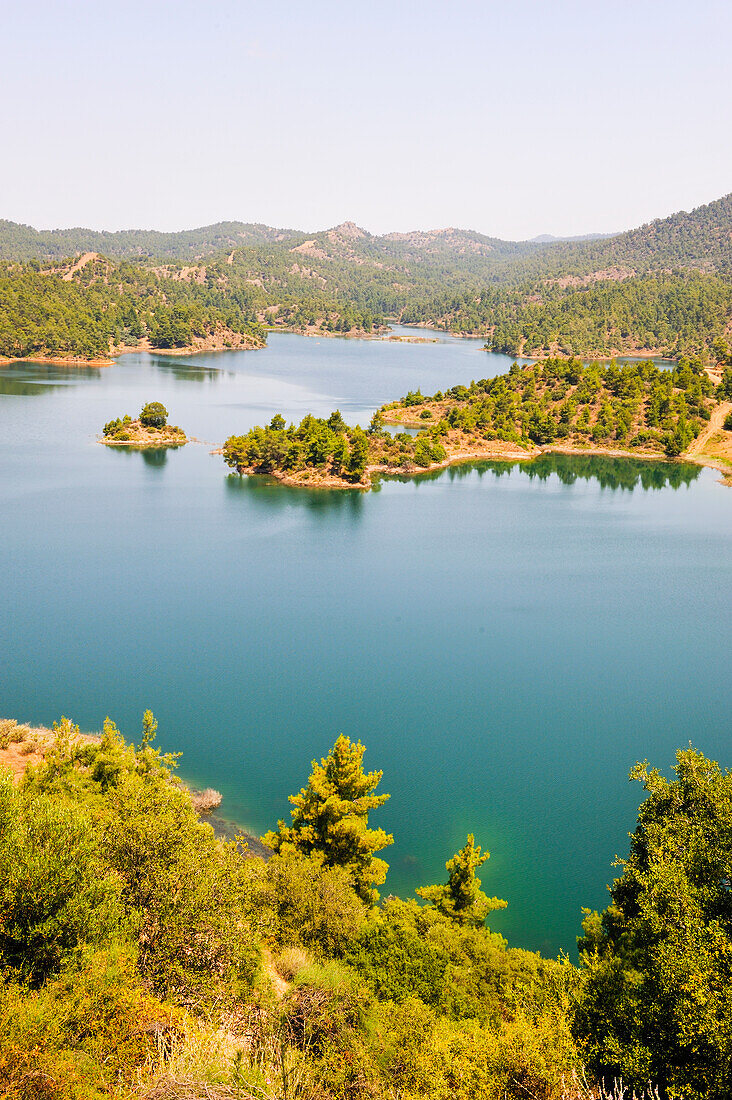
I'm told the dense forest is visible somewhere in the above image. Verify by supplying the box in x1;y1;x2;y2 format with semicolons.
1;192;731;361
1;713;731;1100
223;356;726;489
384;355;719;455
0;258;266;359
403;272;732;358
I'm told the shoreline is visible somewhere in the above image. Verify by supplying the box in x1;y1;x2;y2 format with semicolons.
0;717;266;851
0;326;690;370
396;321;681;360
0;332;265;370
226;437;709;493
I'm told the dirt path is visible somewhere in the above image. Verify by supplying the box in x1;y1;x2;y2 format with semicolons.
685;401;731;457
260;949;290;998
61;251;99;280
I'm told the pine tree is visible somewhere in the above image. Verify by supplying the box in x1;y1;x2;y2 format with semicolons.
263;735;393;904
347;427;369;481
416;834;506;927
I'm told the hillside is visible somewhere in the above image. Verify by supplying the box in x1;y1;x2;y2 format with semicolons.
2;193;732;361
3;192;730;275
2;714;730;1099
0;219;292;262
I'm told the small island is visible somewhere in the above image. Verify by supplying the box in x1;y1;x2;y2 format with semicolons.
101;402;187;448
222;356;732;489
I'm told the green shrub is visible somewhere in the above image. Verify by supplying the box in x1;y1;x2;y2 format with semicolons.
140;401;168;428
245;852;364;957
101;769;260;999
0;773;124;984
575;748;732;1100
24;714;260;1001
0;945;175;1098
275;945;312;982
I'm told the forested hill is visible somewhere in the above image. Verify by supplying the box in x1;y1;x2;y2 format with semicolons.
2;193;732;361
0;220;292;262
508;190;732;281
2;192;731;275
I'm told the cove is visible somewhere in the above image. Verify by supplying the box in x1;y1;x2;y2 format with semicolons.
1;328;730;958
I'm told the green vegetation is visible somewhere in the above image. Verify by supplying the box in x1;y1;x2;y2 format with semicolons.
384;355;717;459
263;734;393;903
102;403;186;448
575;748;732;1100
416;833;507;927
224;355;724;491
405;271;732;359
2;192;732;361
223;411;447;486
139;401;168;428
0;257;265;361
4;716;727;1098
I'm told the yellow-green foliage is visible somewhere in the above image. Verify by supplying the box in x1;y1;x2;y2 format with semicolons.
245;851;365;956
264;734;393;904
20;714;261;1002
0;772;123;984
575;748;732;1100
0;945;175;1099
13;720;724;1100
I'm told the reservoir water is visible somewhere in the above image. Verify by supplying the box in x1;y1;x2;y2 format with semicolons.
1;328;730;957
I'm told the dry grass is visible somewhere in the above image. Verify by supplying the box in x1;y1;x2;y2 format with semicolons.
559;1074;660;1100
0;719;30;746
273;948;310;983
140;1007;288;1100
191;788;223;815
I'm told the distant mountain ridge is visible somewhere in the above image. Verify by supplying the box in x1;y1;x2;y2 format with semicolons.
530;232;615;243
0;220;292;262
2;192;731;281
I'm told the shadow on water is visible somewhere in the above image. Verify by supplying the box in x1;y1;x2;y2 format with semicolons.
106;446;181;468
522;452;701;491
0;362;102;395
381;452;702;493
150;357;228;383
225;473;366;516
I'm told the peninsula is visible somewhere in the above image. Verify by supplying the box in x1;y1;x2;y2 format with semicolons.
223;355;732;489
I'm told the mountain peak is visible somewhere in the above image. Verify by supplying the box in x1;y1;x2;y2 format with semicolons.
329;220;367;240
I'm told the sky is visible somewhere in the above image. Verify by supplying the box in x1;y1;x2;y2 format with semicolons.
2;0;731;240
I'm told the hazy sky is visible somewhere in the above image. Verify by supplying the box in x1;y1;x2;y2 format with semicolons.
3;0;730;239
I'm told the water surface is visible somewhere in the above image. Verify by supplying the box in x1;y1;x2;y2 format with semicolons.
1;329;730;957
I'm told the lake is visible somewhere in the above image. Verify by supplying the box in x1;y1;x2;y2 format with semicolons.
1;327;730;957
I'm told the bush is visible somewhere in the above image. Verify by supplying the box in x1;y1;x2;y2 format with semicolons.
0;945;175;1098
140;402;168;429
101;770;260;999
724;411;732;431
0;774;123;984
245;852;364;957
0;719;29;744
24;714;260;1001
275;946;312;982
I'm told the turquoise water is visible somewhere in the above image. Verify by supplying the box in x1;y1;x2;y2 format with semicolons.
1;329;730;957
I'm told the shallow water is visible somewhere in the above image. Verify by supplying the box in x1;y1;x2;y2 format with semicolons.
1;328;730;956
